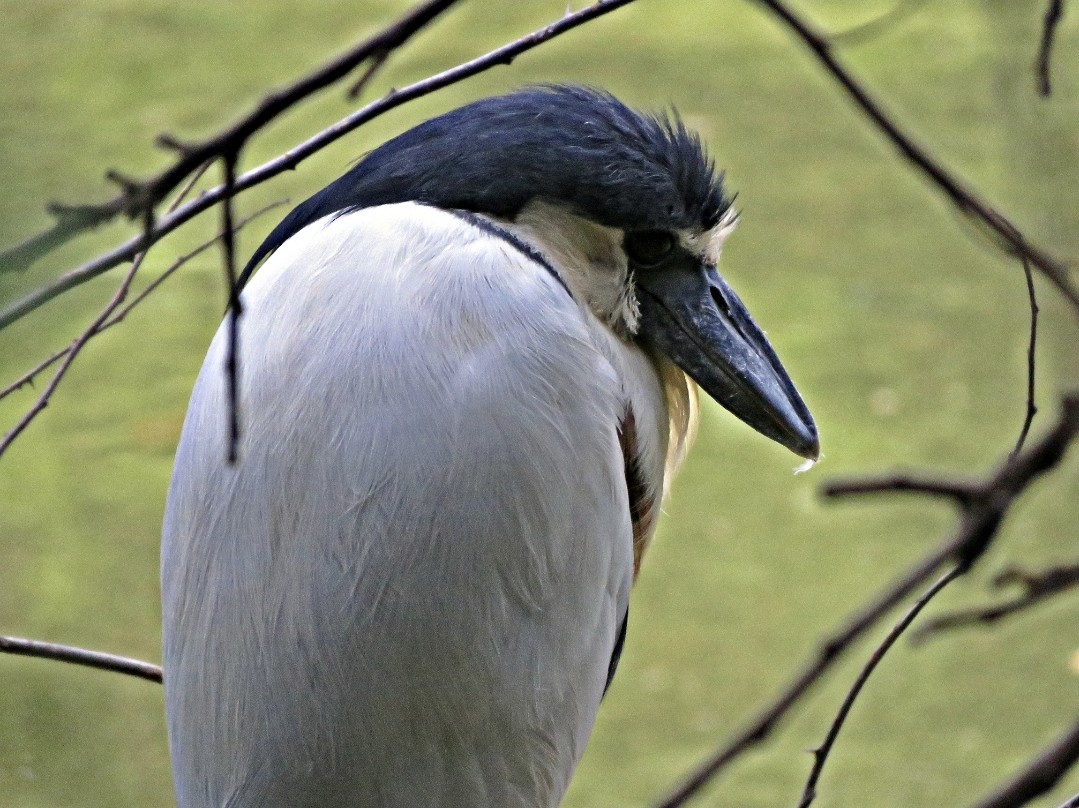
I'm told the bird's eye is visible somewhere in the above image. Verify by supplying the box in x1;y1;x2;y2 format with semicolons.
624;230;675;268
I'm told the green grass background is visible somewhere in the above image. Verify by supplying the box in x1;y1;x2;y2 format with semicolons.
1;1;1077;806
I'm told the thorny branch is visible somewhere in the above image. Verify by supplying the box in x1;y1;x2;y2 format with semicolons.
654;395;1079;808
0;0;464;274
0;241;149;459
0;202;283;405
752;0;1079;316
0;0;642;333
796;567;963;808
912;562;1079;642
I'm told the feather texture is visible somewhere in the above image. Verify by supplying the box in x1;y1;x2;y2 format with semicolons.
162;203;683;807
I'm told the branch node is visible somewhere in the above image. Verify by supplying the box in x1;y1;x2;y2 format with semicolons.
104;169;141;194
156;132;195;154
346;49;389;100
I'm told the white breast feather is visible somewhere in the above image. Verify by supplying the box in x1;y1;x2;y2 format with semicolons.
162;202;677;808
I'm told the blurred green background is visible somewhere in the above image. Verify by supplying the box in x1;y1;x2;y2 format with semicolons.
1;1;1077;806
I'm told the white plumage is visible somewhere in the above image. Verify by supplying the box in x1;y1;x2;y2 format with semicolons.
163;202;692;807
162;86;817;808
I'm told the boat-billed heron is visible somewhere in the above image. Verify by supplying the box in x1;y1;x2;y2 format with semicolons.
162;85;818;808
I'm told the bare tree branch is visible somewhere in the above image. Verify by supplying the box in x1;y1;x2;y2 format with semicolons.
0;194;281;460
0;201;283;405
821;475;978;504
967;716;1079;808
655;394;1079;808
347;49;392;101
0;634;161;683
1;4;1075;804
1015;258;1040;455
827;0;931;47
0;0;642;334
1037;0;1065;97
751;0;1079;316
0;243;147;458
0;160;219;404
797;567;963;808
0;0;464;274
220;153;242;465
912;562;1079;642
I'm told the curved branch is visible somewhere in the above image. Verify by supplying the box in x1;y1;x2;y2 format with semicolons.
751;0;1079;316
0;0;642;332
968;716;1079;808
656;394;1079;808
0;0;464;273
797;567;962;808
0;201;283;406
1037;0;1065;97
828;0;931;47
822;475;978;504
1015;258;1040;455
0;635;162;683
912;562;1079;642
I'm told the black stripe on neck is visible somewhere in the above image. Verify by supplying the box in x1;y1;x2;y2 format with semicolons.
448;209;572;298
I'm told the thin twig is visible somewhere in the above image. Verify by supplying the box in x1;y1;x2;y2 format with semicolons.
0;635;161;683
0;202;283;405
1037;0;1065;97
0;159;263;459
347;48;391;100
911;562;1079;642
828;0;931;47
220;153;242;465
967;715;1079;808
822;475;977;504
0;244;146;459
1015;258;1040;455
797;567;963;808
751;0;1079;316
0;159;213;403
0;0;464;274
171;158;214;212
655;395;1079;808
0;0;642;333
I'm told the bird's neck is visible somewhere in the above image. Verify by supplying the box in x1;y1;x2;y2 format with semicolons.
496;200;640;337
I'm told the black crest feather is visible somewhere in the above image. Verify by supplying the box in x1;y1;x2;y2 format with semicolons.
240;85;732;286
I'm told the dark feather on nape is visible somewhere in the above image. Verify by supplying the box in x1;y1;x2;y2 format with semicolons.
238;85;733;287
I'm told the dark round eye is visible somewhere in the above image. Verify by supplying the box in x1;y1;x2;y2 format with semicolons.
624;230;675;268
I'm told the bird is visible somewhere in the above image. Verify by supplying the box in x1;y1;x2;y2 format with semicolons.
161;85;818;808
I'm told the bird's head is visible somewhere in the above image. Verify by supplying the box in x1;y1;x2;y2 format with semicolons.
242;85;819;460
